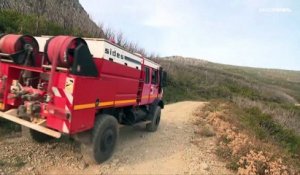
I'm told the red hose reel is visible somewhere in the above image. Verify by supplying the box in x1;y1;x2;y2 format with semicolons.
45;36;87;68
0;34;39;65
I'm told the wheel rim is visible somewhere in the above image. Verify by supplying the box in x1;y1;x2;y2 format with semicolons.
100;127;115;153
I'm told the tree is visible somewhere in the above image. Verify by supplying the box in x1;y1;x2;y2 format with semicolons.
104;27;115;41
97;22;105;38
33;0;47;35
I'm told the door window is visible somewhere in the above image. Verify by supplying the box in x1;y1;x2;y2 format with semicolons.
144;67;150;84
151;69;158;84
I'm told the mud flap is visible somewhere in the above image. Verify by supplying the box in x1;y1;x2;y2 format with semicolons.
0;109;61;138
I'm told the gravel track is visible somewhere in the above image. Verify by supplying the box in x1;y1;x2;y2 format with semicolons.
0;101;232;175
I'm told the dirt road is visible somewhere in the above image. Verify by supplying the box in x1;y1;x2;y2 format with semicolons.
0;101;232;175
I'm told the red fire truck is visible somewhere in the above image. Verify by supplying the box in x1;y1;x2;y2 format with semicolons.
0;34;166;163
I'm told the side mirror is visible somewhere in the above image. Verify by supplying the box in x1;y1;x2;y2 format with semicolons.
159;68;167;87
162;71;167;87
159;68;167;92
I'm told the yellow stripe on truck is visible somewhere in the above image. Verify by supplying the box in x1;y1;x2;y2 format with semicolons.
142;95;157;99
99;101;114;107
73;99;136;110
0;103;4;110
73;103;95;110
114;99;136;105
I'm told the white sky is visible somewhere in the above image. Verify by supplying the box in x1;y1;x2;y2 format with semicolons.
80;0;300;70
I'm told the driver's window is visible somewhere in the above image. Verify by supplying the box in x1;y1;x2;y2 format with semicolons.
151;69;158;85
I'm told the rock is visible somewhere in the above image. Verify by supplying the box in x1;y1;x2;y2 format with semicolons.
192;157;198;161
0;169;5;175
77;155;83;160
118;167;125;172
27;167;34;171
200;163;209;171
177;126;182;129
112;158;119;164
78;162;87;170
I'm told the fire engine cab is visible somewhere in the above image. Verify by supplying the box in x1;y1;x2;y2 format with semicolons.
0;34;166;163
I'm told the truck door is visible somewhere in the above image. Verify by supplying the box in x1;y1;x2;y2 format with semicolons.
149;68;159;103
140;66;151;105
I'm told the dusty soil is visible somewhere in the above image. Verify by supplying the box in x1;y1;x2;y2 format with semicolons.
0;101;232;175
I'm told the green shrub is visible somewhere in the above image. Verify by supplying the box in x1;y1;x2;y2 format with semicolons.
0;9;82;36
242;107;300;155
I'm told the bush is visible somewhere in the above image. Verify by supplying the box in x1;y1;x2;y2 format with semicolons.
196;101;300;173
196;124;215;137
241;107;300;155
0;10;82;36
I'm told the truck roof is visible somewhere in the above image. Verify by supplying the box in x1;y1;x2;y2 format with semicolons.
35;36;160;70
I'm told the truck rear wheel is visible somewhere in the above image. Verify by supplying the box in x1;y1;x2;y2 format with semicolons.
146;106;161;132
92;114;119;163
29;129;54;143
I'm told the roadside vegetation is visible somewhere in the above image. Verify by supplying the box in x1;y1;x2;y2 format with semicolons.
193;100;300;174
0;10;82;37
155;56;300;104
158;56;300;173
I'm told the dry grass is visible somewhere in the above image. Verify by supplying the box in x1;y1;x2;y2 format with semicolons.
155;57;300;104
233;97;300;135
195;124;216;137
193;100;300;174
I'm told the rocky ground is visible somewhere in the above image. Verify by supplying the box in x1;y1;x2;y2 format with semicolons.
0;101;232;175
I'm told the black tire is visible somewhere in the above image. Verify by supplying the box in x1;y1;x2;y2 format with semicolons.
146;106;161;132
92;114;119;163
29;129;54;143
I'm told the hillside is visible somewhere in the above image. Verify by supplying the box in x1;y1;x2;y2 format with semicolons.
156;56;300;142
157;56;300;128
0;0;101;37
155;57;300;172
156;56;300;104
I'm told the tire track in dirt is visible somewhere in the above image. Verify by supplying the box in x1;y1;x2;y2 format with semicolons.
0;101;232;175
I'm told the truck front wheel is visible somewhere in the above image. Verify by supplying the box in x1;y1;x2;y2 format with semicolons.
92;114;119;163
